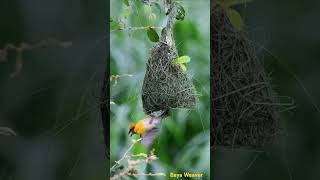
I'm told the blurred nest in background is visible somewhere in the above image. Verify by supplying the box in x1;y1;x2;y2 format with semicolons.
142;42;197;114
211;6;282;150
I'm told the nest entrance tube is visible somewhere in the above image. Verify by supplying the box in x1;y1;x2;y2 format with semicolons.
142;6;197;115
211;6;281;150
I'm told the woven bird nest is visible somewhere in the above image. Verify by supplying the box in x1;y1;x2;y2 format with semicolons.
142;7;197;114
211;6;281;150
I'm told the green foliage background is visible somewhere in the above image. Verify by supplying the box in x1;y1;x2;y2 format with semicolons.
110;0;210;178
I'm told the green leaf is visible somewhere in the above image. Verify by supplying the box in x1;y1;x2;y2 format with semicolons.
225;0;254;7
110;21;118;30
111;20;123;30
147;27;159;42
226;8;244;31
123;7;130;19
215;0;224;6
180;64;187;72
173;56;191;64
123;8;130;19
173;56;191;72
176;4;185;20
217;0;254;7
123;0;129;6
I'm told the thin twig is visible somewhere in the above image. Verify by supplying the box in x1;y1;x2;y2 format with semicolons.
110;138;142;172
135;173;166;176
0;39;72;77
111;26;162;32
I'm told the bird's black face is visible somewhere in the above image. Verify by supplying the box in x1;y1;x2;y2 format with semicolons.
128;126;135;136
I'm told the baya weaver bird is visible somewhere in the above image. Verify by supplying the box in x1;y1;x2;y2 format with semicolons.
128;110;169;146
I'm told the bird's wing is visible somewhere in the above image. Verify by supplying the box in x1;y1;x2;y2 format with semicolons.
141;128;159;146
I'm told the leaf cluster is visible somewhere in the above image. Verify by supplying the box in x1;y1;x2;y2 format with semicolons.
215;0;254;31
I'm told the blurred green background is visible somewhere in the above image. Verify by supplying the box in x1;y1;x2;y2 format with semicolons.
110;0;210;179
213;0;320;180
0;0;107;180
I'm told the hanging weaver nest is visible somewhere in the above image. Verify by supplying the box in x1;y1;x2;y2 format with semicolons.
211;6;282;150
142;6;197;114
